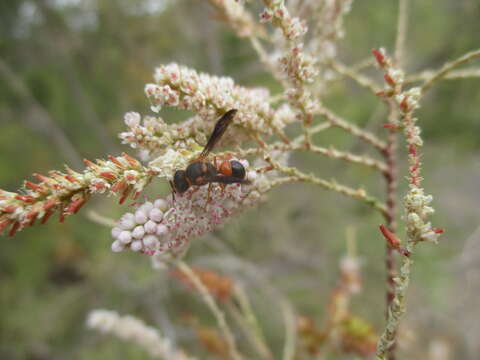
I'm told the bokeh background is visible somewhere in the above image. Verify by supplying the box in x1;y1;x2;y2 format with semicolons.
1;0;480;359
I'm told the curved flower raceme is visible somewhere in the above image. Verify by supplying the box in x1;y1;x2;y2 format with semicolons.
0;154;155;236
120;112;208;161
87;309;192;360
145;63;282;138
110;160;273;264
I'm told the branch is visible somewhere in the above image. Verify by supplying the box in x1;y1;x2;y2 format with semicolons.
266;158;387;215
174;260;243;360
420;49;480;94
316;106;387;152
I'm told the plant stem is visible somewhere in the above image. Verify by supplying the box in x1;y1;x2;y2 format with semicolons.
174;260;243;360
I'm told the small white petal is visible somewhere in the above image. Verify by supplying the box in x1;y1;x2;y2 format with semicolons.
118;231;132;244
149;208;164;222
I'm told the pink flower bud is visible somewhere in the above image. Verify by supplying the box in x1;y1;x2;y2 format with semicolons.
111;240;125;253
118;231;132;244
132;225;145;239
144;220;157;234
156;224;168;236
143;235;159;249
135;210;148;224
149;208;163;222
130;240;143;252
111;227;122;238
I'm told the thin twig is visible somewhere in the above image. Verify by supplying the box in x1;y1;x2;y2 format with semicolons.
382;2;409;359
329;61;382;95
266;158;387;215
174;260;243;360
405;67;480;84
420;49;480;94
316;106;387;152
227;285;273;359
281;299;296;360
271;143;388;173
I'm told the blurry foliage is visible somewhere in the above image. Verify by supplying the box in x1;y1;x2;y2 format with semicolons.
0;0;479;359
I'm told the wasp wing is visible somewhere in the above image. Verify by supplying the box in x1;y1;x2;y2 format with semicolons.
199;109;238;159
206;175;249;185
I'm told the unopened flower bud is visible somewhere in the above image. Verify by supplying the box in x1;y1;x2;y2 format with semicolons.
111;227;122;238
155;224;168;236
149;208;163;222
130;240;143;252
144;220;157;234
135;211;148;224
118;231;132;244
132;225;145;239
111;240;125;253
143;235;159;249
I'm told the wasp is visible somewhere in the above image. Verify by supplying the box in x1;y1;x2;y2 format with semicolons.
171;109;247;195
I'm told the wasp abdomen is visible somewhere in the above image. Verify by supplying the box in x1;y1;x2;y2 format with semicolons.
230;160;246;179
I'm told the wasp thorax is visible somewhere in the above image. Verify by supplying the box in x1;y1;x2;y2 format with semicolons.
185;161;217;186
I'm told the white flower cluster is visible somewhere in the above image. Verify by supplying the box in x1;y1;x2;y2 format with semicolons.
404;185;440;243
145;63;276;136
111;160;268;263
395;87;422;113
279;45;319;85
120;112;212;177
86;309;192;360
259;3;307;41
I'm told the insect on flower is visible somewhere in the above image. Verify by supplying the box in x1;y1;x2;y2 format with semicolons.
171;109;248;194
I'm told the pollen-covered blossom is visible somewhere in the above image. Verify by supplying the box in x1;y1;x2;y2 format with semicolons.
86;309;192;360
145;63;278;137
110;160;271;264
0;154;155;236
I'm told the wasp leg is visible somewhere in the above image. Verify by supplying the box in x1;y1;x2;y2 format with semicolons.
169;180;177;204
204;182;213;210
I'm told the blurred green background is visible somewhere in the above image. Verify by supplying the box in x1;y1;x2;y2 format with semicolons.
1;0;480;359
